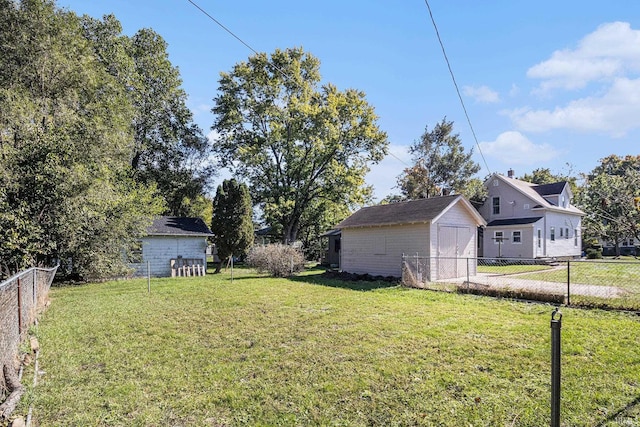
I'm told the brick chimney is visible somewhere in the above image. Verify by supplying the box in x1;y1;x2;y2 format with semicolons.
507;169;514;178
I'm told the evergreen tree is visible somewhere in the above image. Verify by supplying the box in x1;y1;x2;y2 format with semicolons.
211;179;254;273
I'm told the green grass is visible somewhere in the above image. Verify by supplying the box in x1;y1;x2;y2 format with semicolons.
22;268;640;426
477;264;552;274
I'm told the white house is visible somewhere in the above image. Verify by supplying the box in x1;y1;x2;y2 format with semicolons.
477;172;584;259
131;216;213;277
335;195;486;279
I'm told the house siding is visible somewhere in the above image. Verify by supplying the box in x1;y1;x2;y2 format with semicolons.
132;236;208;277
544;211;582;258
479;178;537;222
341;223;430;278
483;222;540;258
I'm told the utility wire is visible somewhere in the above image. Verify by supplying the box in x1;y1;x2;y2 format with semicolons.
423;0;492;175
185;0;291;80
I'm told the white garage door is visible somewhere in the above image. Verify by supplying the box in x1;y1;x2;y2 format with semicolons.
438;225;473;280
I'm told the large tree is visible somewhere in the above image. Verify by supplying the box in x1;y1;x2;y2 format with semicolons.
211;179;254;273
397;118;480;200
81;15;215;218
212;47;388;243
0;0;164;278
579;156;640;255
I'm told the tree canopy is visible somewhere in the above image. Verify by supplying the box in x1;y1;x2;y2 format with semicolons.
0;0;208;278
579;155;640;255
211;179;254;273
81;15;215;218
212;47;388;243
397;118;480;200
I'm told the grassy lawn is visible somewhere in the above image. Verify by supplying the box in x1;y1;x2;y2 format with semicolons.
477;264;552;275
22;267;640;426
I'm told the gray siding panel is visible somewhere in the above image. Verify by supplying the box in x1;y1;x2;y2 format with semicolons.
341;223;430;277
132;236;208;277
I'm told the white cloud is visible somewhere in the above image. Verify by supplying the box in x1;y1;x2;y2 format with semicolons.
527;22;640;92
366;144;411;201
479;131;560;165
463;85;500;103
508;77;640;136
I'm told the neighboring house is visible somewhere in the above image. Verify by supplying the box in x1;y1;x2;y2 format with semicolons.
477;171;584;259
131;216;213;277
335;195;486;279
600;237;639;256
319;229;341;267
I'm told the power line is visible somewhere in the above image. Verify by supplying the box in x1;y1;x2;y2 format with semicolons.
185;0;291;80
423;0;492;175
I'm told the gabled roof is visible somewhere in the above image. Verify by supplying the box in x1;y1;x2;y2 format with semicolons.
487;217;543;227
489;174;584;215
148;216;213;237
335;195;486;229
533;182;567;197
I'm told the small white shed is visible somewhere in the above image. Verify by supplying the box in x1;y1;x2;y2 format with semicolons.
131;216;213;277
335;195;486;280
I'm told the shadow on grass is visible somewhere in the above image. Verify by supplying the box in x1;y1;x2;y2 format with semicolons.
289;269;399;292
595;395;640;427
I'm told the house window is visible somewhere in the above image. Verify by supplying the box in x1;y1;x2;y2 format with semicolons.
550;227;555;242
512;231;522;244
493;180;499;187
574;229;579;247
560;228;563;238
492;197;500;215
494;231;504;244
561;195;566;207
523;204;530;210
537;229;542;248
565;228;569;240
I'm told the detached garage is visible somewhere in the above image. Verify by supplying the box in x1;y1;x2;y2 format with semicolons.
131;216;213;277
335;195;486;280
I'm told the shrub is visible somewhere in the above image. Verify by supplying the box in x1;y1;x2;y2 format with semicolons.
586;248;603;259
247;243;305;277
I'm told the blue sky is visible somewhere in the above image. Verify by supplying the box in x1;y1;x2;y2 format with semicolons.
60;0;640;201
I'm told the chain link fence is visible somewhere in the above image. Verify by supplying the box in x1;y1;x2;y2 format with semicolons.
402;256;640;310
0;266;58;400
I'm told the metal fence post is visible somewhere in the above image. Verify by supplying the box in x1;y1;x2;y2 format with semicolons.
551;308;562;427
566;260;570;306
17;277;23;336
466;257;470;289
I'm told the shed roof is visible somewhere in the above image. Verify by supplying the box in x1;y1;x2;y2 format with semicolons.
336;195;485;229
148;216;213;237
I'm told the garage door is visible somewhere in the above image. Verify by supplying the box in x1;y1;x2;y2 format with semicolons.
438;225;473;280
